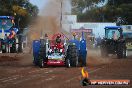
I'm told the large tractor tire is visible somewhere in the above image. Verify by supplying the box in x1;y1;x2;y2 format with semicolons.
66;45;78;67
38;47;46;68
65;58;71;68
38;56;44;68
123;44;127;58
117;43;127;59
38;39;47;68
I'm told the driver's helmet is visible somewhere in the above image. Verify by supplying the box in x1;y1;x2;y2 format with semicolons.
72;32;76;36
45;33;48;37
56;34;61;43
57;34;61;38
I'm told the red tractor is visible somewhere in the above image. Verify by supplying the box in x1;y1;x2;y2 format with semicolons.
33;33;87;68
49;34;65;55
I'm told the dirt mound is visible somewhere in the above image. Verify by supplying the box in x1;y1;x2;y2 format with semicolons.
0;56;19;62
18;54;33;66
0;53;33;67
0;55;20;66
0;53;30;63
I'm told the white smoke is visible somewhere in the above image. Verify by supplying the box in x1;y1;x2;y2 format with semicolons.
39;0;72;32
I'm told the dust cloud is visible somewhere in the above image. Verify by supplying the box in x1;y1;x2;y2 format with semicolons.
87;50;112;66
27;0;111;66
28;0;71;43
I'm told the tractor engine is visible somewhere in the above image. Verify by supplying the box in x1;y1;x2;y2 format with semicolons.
32;32;87;68
48;34;65;55
48;42;64;55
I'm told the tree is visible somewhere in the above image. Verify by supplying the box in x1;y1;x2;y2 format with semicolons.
108;0;132;6
72;0;132;24
0;0;39;30
0;0;39;52
72;0;100;14
107;0;132;24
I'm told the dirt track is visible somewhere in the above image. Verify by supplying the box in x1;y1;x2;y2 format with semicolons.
0;50;131;88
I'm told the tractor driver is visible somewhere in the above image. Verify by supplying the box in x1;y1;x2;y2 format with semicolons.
56;34;61;44
112;31;119;40
55;34;64;53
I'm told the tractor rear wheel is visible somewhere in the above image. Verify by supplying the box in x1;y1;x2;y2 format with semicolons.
123;44;127;58
38;48;46;68
117;42;127;59
66;45;78;67
38;57;44;68
65;59;71;68
123;49;127;58
38;39;47;68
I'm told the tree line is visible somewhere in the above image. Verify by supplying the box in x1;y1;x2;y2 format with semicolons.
72;0;132;24
0;0;39;31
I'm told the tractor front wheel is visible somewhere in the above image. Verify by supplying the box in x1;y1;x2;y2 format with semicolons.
66;45;78;67
38;56;44;68
65;59;71;68
117;43;125;59
123;44;127;58
38;39;47;68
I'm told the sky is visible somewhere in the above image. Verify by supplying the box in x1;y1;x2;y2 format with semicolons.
29;0;48;11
